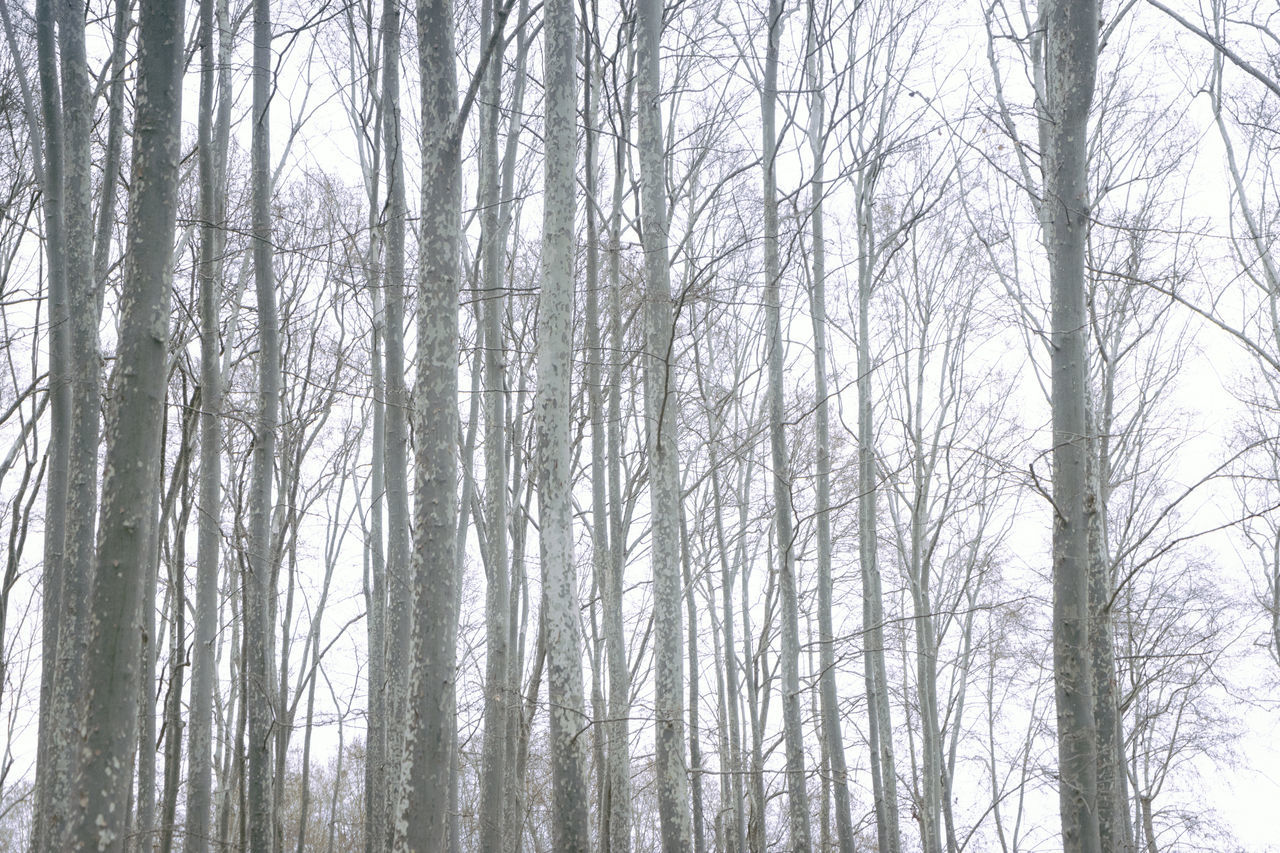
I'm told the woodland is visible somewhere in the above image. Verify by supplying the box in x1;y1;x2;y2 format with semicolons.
0;0;1278;851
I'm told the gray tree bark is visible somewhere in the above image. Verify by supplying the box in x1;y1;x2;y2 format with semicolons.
804;4;855;849
46;0;101;842
393;0;461;846
636;0;695;846
761;1;812;847
537;0;592;845
29;0;70;842
477;0;511;843
856;148;901;853
604;25;636;853
246;0;279;847
1042;0;1102;849
381;0;414;841
65;0;184;846
681;510;707;853
186;0;228;847
583;29;611;853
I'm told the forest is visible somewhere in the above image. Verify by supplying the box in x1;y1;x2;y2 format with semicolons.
0;0;1277;850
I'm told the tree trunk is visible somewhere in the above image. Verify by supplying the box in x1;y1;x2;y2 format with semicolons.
186;0;230;845
478;0;511;843
159;464;193;853
394;0;461;845
538;0;592;845
46;0;102;842
681;511;707;853
804;6;854;849
761;2;812;848
604;25;636;853
246;0;279;846
636;0;694;846
30;0;70;843
66;0;184;846
381;0;414;841
1043;0;1102;849
857;163;901;853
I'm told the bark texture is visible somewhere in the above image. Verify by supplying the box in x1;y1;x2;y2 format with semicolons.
537;0;591;846
66;0;184;847
187;0;227;846
246;0;279;846
394;0;461;846
1043;0;1102;849
636;0;695;846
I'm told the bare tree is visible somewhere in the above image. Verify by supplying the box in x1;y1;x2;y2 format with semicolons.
1042;0;1102;848
66;0;184;847
636;0;695;846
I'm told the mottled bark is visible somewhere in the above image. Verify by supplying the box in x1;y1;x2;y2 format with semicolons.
65;0;184;847
30;0;70;843
537;0;592;845
1043;0;1102;849
393;0;461;846
681;511;707;853
45;0;101;842
246;0;279;846
381;0;413;839
636;0;694;846
1087;394;1127;853
477;0;511;843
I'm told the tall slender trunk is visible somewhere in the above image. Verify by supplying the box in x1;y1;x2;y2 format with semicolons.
92;0;130;295
186;0;228;846
160;461;194;853
478;0;511;843
1043;0;1101;849
538;0;591;845
681;511;707;853
47;0;101;841
805;5;855;848
704;401;745;851
66;0;184;846
394;0;461;846
857;168;901;853
247;0;279;846
31;0;70;843
1088;393;1129;852
381;0;413;841
604;26;636;853
136;431;164;853
582;21;615;853
636;0;694;846
762;1;811;847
